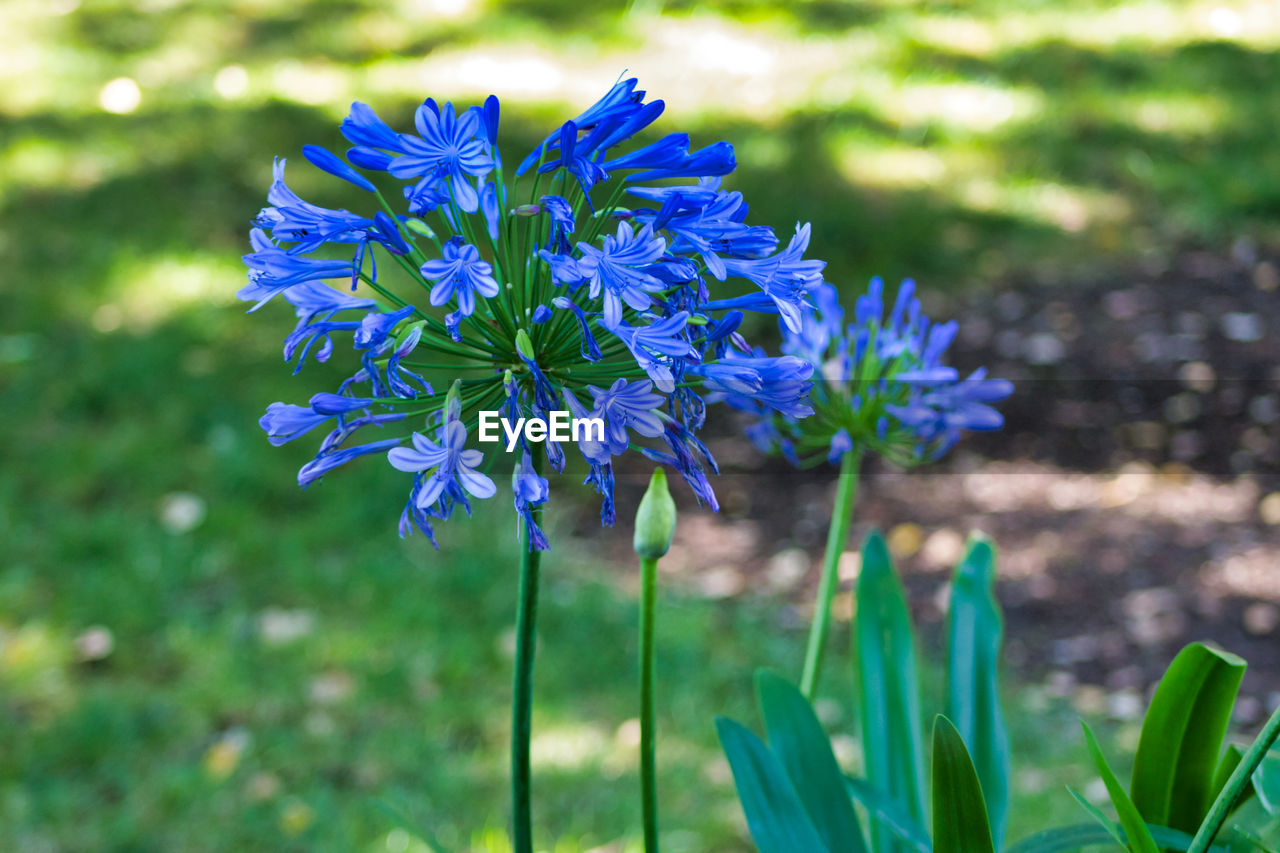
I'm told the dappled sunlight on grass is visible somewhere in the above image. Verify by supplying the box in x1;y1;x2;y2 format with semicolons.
4;0;1280;847
2;0;1278;304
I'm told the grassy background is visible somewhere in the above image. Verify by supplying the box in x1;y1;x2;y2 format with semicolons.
3;0;1280;849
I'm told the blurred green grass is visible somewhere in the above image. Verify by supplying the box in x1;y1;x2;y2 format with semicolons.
4;0;1280;848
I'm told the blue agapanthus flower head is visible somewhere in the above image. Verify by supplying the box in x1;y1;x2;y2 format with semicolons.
739;277;1012;467
241;78;826;549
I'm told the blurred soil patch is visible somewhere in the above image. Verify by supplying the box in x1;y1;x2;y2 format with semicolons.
584;240;1280;727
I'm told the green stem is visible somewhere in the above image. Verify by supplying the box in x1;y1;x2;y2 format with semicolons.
800;447;863;701
1188;703;1280;853
510;447;545;853
640;553;660;853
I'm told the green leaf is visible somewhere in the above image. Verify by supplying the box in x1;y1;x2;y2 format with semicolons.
1251;747;1280;815
1008;821;1127;853
855;531;927;853
1083;722;1160;853
1069;787;1130;850
1007;821;1230;853
755;671;868;852
1209;745;1257;818
843;778;931;853
1189;702;1280;853
946;533;1011;847
1131;643;1246;832
932;716;996;853
716;716;830;853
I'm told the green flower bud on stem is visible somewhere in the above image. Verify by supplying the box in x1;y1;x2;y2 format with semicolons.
514;328;535;361
633;468;677;560
444;377;463;419
403;218;436;239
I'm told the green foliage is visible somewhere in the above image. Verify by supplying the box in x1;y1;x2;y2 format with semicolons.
1188;703;1280;853
1080;722;1160;853
756;671;867;852
719;531;1015;852
856;531;928;850
1070;645;1280;853
946;533;1011;845
931;715;996;853
716;715;831;853
1131;644;1247;834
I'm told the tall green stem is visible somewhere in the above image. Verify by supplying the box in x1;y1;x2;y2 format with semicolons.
511;448;544;853
639;554;660;853
800;448;863;701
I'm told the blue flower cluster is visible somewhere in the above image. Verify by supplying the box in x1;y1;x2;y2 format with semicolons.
244;78;826;548
740;277;1013;467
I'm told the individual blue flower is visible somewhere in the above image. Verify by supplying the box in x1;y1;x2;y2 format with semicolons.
260;403;330;446
720;223;825;333
341;102;405;152
541;195;576;254
387;414;497;509
574;222;667;329
299;438;403;488
354;305;414;350
389;101;494;213
302;144;377;193
610;313;694;392
240;228;354;310
420;237;499;317
279;281;377;370
693;354;814;419
512;451;550;551
604;134;736;182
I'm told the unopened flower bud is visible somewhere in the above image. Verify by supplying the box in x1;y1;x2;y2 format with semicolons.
633;468;677;560
513;204;541;217
445;378;462;419
514;328;535;361
403;218;436;239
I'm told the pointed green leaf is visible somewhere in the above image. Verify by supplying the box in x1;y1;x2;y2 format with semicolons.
1131;643;1246;832
716;716;830;853
842;778;931;853
932;716;996;853
855;531;926;853
755;671;868;852
1083;722;1160;853
1069;787;1130;850
946;533;1011;847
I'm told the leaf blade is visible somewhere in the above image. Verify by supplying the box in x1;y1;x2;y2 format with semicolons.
946;533;1011;846
716;716;830;853
756;670;868;852
843;777;931;853
1083;721;1160;853
855;531;927;853
1130;643;1246;831
931;716;996;853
